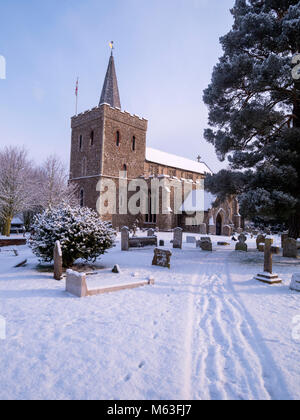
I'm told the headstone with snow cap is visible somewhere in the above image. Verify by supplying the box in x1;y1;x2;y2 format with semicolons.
256;234;266;250
148;229;155;237
121;227;130;251
255;238;282;284
66;270;88;297
290;273;300;292
283;238;298;258
173;227;183;249
235;234;248;252
54;240;63;281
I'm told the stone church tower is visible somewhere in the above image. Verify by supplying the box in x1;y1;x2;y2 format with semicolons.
69;51;148;225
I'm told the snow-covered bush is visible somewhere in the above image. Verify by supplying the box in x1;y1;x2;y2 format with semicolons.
28;205;116;267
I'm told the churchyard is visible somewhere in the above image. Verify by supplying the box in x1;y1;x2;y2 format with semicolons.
0;230;299;400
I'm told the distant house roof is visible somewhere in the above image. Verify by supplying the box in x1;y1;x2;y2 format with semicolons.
146;148;213;176
179;190;217;213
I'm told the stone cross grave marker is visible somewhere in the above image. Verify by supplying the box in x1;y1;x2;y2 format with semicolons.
152;248;172;269
53;240;63;281
255;238;282;284
173;227;183;249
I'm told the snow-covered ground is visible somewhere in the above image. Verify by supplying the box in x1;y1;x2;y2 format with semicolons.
0;233;299;400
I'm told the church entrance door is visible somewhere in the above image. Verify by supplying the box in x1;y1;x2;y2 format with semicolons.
216;214;223;236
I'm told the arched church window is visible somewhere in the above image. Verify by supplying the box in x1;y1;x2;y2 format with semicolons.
79;135;83;151
80;189;84;207
132;136;136;151
90;131;94;146
116;131;120;147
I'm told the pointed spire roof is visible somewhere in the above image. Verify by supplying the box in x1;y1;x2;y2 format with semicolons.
99;52;121;109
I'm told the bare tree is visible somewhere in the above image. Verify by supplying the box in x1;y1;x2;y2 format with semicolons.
0;147;37;236
37;155;77;209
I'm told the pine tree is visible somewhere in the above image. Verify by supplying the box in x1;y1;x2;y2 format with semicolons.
203;0;300;238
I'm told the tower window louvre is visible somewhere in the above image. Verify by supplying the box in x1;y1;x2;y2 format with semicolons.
90;131;94;146
116;131;120;147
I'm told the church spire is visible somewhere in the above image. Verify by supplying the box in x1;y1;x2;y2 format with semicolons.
99;44;121;109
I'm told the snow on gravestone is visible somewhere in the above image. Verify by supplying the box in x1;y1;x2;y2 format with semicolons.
235;234;248;252
173;228;183;249
255;237;282;284
152;249;172;269
53;240;63;281
290;273;300;292
121;227;130;251
147;229;156;237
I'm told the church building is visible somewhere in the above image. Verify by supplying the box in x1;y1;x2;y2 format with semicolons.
69;50;242;236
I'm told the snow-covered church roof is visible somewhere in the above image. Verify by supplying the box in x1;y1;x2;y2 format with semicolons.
146;148;212;175
179;190;217;212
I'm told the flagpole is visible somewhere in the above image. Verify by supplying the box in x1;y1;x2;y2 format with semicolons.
75;77;79;116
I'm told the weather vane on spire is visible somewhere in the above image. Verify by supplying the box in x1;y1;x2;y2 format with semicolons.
109;41;114;55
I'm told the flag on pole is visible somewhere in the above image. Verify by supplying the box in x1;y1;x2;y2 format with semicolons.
75;78;79;97
75;78;79;115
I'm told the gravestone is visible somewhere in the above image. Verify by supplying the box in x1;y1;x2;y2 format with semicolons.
148;229;155;237
290;273;300;292
255;238;282;284
152;248;172;269
173;227;183;249
187;236;196;244
256;234;266;251
200;240;212;252
66;270;88;298
208;224;216;235
121;227;130;251
283;238;298;258
281;233;289;249
235;234;247;252
199;223;207;235
53;240;63;281
223;225;232;237
201;237;211;243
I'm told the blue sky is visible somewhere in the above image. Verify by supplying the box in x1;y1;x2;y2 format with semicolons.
0;0;234;171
